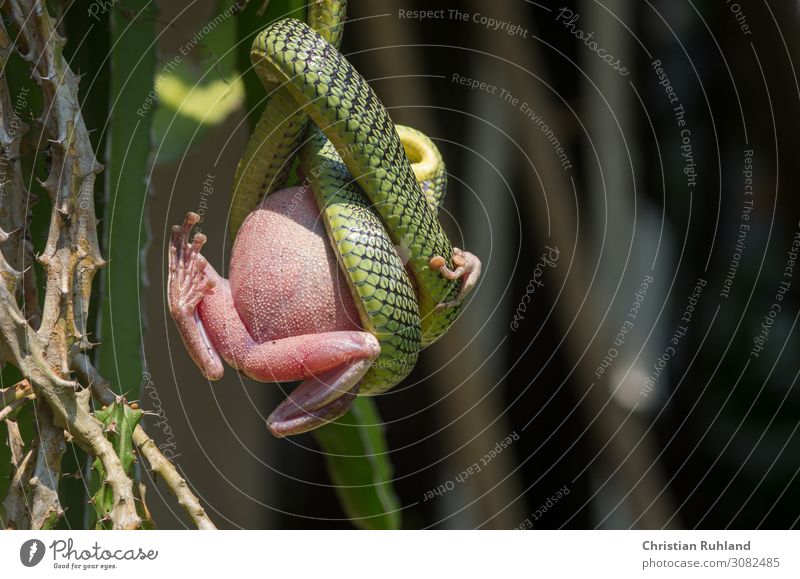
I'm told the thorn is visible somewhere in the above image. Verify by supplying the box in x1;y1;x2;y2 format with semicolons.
77;336;95;351
34;71;56;82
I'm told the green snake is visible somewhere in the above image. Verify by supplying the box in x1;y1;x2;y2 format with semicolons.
230;2;465;394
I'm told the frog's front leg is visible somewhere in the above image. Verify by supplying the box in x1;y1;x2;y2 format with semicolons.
168;212;224;379
430;248;482;310
168;212;380;437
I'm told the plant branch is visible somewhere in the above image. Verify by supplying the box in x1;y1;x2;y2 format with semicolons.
28;401;65;528
73;354;217;530
0;378;34;420
0;379;34;406
0;0;140;529
1;418;35;529
0;395;29;421
0;11;40;328
0;1;215;531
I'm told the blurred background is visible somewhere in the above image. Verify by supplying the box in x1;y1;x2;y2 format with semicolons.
4;0;798;529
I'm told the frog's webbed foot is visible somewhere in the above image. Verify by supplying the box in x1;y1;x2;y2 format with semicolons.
168;212;223;379
429;247;482;310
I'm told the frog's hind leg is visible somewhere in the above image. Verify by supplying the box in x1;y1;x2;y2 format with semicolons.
224;331;380;437
265;352;375;437
193;281;379;436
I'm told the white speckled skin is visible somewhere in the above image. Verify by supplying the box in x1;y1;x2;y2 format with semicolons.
229;185;361;342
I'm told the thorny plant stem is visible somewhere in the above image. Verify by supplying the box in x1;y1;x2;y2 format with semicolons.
0;0;214;529
73;354;217;530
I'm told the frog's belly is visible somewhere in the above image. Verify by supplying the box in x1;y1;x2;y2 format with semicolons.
228;186;362;342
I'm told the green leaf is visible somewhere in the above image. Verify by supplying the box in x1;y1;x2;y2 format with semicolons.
91;402;144;529
152;0;245;165
312;398;402;530
92;0;156;530
152;66;245;165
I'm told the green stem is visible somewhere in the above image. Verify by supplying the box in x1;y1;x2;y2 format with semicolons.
98;0;157;398
312;398;402;530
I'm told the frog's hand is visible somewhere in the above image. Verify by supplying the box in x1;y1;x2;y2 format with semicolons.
397;125;482;310
430;248;482;310
168;212;224;380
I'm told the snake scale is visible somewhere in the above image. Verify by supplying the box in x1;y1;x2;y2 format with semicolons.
229;2;468;394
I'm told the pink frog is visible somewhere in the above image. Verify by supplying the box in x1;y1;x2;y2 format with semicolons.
167;187;479;437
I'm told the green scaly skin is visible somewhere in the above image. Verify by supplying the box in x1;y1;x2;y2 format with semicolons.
230;0;347;236
301;131;420;393
251;18;462;337
233;5;464;393
396;125;448;211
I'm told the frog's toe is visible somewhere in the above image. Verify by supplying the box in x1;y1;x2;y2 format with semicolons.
167;212;224;379
169;212;215;313
430;247;482;309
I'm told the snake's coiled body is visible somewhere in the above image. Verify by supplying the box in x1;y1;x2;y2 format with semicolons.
231;8;464;393
230;1;346;235
301;132;420;393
